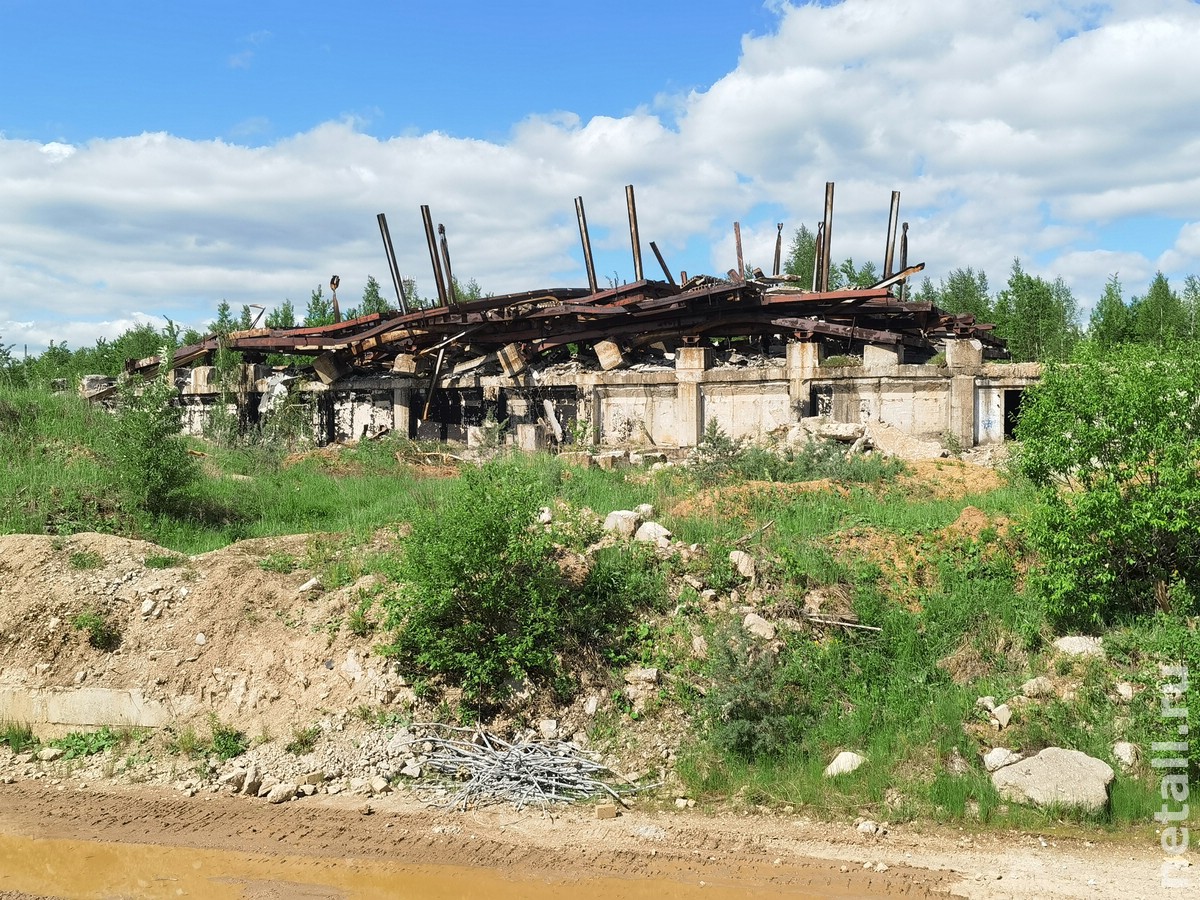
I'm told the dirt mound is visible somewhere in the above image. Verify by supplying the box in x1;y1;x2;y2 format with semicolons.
893;459;1005;500
0;532;405;738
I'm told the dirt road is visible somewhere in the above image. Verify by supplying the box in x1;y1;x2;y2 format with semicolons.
0;781;1183;899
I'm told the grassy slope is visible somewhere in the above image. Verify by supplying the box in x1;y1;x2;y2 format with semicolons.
1;386;1192;834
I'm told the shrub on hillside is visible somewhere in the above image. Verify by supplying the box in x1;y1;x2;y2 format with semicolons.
107;347;199;515
1016;345;1200;626
378;457;664;707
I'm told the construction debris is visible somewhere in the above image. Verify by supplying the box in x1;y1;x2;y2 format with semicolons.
122;183;1007;387
392;724;639;811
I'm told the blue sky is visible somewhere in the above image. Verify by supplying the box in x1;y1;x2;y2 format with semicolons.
3;0;1200;352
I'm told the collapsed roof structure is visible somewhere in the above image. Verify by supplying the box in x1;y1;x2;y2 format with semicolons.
127;183;1008;388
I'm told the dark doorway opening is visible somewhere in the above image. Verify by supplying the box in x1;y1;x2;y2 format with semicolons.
1003;389;1024;438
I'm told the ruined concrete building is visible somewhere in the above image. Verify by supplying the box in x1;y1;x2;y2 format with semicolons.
118;184;1039;451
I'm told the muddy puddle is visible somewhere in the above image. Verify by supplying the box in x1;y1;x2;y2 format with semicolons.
0;832;905;899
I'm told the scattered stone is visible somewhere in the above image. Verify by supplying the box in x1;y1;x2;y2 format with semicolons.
1021;676;1054;699
1112;741;1140;773
945;747;970;775
634;503;655;520
675;797;690;809
240;763;262;796
218;769;246;792
73;671;87;685
194;633;207;646
857;820;881;836
36;748;64;762
602;510;641;538
297;577;323;594
634;521;672;545
595;802;618;820
1115;681;1135;702
990;747;1115;812
538;719;558;740
983;748;1022;772
302;771;325;786
298;784;317;797
624;667;659;685
583;695;600;717
400;762;422;779
257;776;280;798
990;703;1013;729
728;550;757;581
742;613;776;641
369;776;390;795
140;599;156;616
976;696;996;712
824;751;867;778
266;782;296;804
691;635;708;659
537;506;553;525
1052;636;1104;658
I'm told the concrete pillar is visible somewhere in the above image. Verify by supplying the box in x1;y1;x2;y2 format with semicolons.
674;345;710;447
948;374;976;449
945;338;983;370
393;384;412;438
787;340;823;405
863;343;904;371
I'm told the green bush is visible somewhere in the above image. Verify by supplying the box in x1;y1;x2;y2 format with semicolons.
379;457;663;706
1016;345;1200;626
0;721;36;754
209;717;248;760
49;726;119;759
71;610;121;651
107;346;199;515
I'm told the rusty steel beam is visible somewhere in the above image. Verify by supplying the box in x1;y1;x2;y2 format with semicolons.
421;205;449;308
625;184;643;282
574;196;598;293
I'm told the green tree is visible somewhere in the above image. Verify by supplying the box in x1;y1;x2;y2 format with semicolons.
993;259;1079;362
1132;271;1186;350
938;268;992;321
209;301;236;335
265;300;297;330
1017;344;1200;626
1087;274;1132;349
303;286;334;327
107;346;199;515
783;224;817;287
1183;274;1200;342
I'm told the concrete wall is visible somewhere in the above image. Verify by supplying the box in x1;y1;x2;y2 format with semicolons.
176;341;1041;451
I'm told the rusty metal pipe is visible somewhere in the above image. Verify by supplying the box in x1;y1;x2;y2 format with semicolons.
574;197;598;293
899;222;910;301
820;181;835;291
376;213;410;315
625;184;644;282
648;241;676;286
422;346;446;420
438;223;457;308
883;191;900;279
420;205;449;308
813;222;825;291
773;223;783;277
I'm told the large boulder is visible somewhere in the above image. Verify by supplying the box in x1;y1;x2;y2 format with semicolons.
990;747;1114;812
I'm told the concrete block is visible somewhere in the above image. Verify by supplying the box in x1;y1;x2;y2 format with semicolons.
595;340;627;371
515;423;548;452
499;343;528;377
863;343;904;370
945;338;984;370
313;352;351;386
675;345;713;372
391;354;419;374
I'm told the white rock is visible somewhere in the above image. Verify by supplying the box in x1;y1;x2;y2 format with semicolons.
240;764;261;796
584;695;600;717
691;635;708;659
991;747;1114;812
257;776;280;798
983;748;1022;772
634;503;655;520
400;762;422;779
36;748;64;762
140;599;157;616
675;797;690;809
537;506;553;525
1052;636;1104;658
1021;676;1054;699
297;577;323;594
218;769;246;791
976;696;996;712
634;522;672;544
728;550;757;581
624;667;659;685
194;633;207;646
1115;682;1135;702
1112;741;1140;772
602;510;641;538
991;704;1013;729
266;782;297;804
538;719;559;740
824;751;867;778
742;613;777;641
857;820;880;836
369;776;390;795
